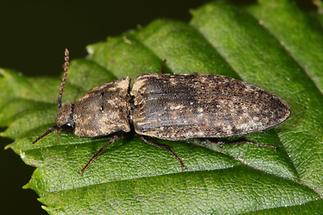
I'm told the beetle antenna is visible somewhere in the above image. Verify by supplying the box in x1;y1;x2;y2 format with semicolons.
57;48;70;110
32;125;60;144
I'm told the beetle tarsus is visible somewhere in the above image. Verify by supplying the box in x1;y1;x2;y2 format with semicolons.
140;136;186;171
80;134;121;175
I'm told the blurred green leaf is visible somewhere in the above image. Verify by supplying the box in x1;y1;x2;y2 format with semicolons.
1;1;322;214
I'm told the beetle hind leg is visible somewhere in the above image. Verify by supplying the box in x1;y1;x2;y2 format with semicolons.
139;136;186;170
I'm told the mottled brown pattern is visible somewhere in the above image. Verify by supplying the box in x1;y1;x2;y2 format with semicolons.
73;78;131;137
131;74;290;140
33;73;291;172
53;74;289;140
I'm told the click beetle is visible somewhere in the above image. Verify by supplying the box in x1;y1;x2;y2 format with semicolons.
33;49;290;174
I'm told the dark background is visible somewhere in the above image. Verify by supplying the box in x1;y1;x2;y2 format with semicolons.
0;0;209;214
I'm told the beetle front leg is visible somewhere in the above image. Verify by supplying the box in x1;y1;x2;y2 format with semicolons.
139;136;186;170
80;134;122;175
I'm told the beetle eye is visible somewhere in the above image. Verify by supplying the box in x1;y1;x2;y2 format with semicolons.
66;121;74;127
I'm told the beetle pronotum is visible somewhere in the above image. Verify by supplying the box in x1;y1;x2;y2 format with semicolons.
33;49;290;174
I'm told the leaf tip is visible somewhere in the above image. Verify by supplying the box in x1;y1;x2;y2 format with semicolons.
41;205;49;212
22;181;31;190
122;35;133;45
4;143;12;150
86;45;95;55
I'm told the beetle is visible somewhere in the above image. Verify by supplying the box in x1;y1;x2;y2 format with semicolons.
33;49;290;174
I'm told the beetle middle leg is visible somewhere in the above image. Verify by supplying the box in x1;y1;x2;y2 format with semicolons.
80;134;121;175
139;136;186;170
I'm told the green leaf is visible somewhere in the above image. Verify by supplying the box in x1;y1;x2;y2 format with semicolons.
1;1;322;214
313;0;323;25
246;0;323;93
243;200;323;215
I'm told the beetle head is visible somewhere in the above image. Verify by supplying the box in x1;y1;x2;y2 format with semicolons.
56;103;74;128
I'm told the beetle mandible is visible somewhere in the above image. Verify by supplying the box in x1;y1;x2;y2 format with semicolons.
33;49;290;174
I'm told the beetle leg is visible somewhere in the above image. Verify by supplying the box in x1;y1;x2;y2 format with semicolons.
139;136;186;170
32;125;61;144
206;137;276;149
80;134;121;175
